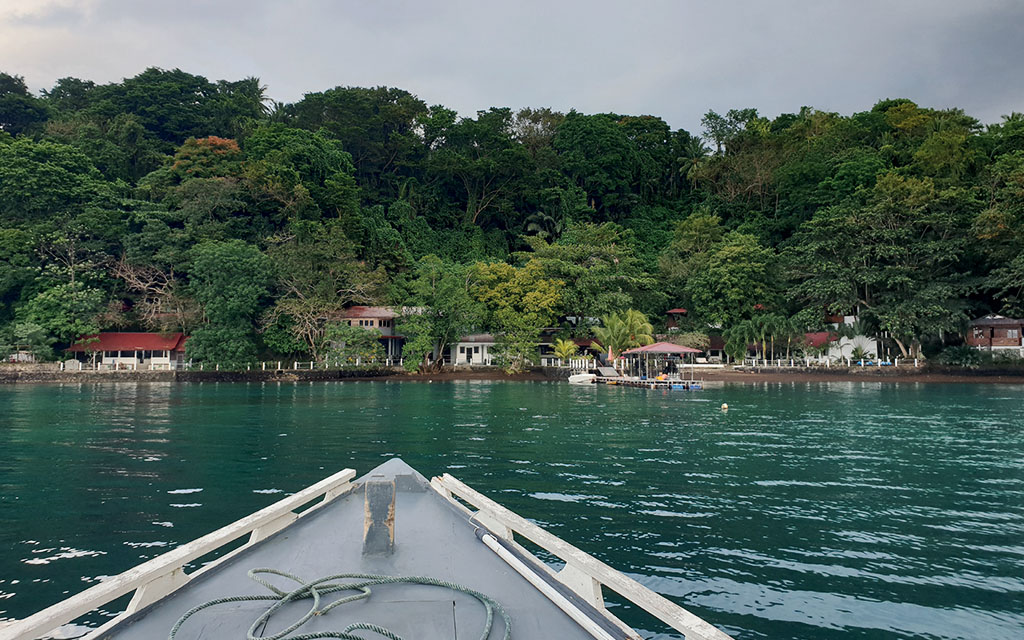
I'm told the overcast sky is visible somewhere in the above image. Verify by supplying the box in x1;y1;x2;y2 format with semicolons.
2;0;1022;134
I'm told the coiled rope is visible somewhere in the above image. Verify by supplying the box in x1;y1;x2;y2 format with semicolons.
167;568;512;640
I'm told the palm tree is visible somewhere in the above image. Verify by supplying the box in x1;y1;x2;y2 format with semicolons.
592;310;654;360
748;315;775;363
724;319;757;363
678;137;711;188
552;338;579;362
762;313;788;362
763;313;802;362
524;210;565;241
778;315;804;361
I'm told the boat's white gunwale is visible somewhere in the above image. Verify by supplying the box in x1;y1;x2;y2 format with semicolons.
0;468;357;640
431;473;734;640
3;465;734;640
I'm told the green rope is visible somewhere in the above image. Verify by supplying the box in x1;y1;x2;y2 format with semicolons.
167;568;512;640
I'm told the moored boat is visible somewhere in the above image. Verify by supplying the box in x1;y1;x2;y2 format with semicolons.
567;373;597;385
0;459;734;640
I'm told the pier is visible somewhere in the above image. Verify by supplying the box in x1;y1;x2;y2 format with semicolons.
595;376;703;390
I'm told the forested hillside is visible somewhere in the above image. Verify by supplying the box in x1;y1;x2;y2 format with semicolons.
1;68;1022;366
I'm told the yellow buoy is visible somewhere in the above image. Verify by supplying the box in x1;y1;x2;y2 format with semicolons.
721;403;729;411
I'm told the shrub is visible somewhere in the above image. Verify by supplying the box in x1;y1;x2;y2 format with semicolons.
936;345;984;368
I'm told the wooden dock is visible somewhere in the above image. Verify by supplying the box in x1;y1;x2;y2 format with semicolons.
596;376;704;390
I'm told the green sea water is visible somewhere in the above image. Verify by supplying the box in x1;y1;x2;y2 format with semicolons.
0;380;1022;639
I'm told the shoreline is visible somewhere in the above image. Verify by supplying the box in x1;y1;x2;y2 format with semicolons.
399;364;1024;385
3;366;1024;385
697;368;1024;385
397;366;1024;385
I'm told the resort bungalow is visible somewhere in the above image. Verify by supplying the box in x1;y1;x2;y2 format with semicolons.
967;315;1024;355
68;332;187;369
707;335;726;362
450;329;573;366
665;308;688;330
450;333;496;365
339;306;404;357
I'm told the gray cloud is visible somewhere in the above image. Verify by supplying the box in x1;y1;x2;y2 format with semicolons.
1;0;1021;134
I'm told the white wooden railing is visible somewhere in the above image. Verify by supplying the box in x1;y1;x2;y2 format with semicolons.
539;357;597;370
0;468;356;640
740;357;918;368
430;473;734;640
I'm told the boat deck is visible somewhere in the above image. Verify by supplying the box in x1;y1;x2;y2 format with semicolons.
2;459;734;640
89;459;602;639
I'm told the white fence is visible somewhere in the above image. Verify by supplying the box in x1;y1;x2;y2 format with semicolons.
247;358;403;371
741;356;919;368
59;360;187;372
58;358;406;373
539;357;597;370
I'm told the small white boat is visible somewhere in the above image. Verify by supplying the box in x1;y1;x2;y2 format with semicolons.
567;373;597;385
0;459;734;640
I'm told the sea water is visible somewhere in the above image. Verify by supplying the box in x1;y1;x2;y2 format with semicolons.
0;380;1022;639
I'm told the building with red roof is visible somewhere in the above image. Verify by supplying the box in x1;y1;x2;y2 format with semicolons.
68;333;188;369
665;308;688;330
337;306;404;357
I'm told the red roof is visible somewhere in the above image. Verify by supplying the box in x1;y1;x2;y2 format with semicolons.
803;331;838;348
340;306;398;320
666;308;688;314
621;341;703;355
68;332;187;352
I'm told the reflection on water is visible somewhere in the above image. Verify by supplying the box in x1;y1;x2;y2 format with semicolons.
0;380;1023;639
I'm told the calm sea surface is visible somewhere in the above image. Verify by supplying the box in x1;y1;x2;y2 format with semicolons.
0;380;1022;639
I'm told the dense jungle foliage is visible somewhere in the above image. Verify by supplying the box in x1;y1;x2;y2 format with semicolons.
1;68;1022;366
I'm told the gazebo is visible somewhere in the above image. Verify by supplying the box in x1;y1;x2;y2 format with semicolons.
620;342;702;378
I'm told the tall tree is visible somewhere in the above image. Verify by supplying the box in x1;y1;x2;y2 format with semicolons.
0;72;49;135
520;222;652;329
472;259;562;372
186;240;273;366
399;256;483;371
786;172;975;356
265;220;385;360
682;232;779;327
288;86;428;200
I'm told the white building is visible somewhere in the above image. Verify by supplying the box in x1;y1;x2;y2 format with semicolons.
68;333;188;369
450;334;496;365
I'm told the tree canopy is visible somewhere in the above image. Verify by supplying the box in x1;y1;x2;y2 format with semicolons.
0;67;1018;363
